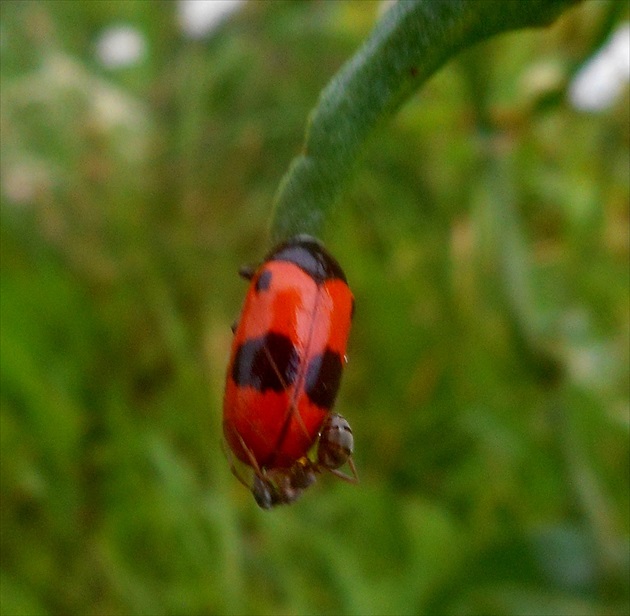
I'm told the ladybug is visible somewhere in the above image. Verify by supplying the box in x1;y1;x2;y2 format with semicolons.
223;235;357;508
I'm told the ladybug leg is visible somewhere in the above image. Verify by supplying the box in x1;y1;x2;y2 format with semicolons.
239;265;255;280
231;264;256;333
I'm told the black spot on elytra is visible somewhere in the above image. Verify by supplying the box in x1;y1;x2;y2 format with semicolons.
304;349;343;409
266;236;347;284
232;333;299;392
255;269;272;292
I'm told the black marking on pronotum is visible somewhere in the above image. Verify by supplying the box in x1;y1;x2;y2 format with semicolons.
304;349;343;409
255;269;272;292
232;333;299;392
266;235;347;284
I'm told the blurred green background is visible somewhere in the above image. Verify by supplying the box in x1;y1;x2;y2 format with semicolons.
1;1;628;615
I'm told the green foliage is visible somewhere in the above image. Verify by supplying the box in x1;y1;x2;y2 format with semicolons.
1;1;628;615
270;0;582;243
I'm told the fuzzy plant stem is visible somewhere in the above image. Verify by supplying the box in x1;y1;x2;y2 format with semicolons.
270;0;582;244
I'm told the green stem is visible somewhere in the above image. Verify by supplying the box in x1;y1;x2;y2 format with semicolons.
270;0;582;244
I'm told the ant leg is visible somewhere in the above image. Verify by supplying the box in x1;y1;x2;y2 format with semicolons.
222;427;269;485
232;429;265;477
325;456;359;484
227;429;282;510
221;438;253;490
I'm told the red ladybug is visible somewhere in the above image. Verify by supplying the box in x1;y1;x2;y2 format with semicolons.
223;235;357;508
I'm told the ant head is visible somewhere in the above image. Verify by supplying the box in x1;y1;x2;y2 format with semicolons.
317;413;354;471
